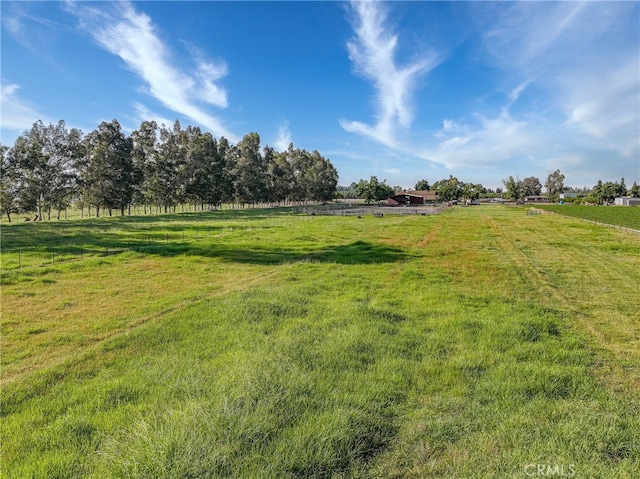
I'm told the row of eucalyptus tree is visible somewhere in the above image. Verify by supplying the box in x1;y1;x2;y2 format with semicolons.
1;119;339;221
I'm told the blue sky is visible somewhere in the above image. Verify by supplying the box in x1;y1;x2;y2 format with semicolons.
2;1;639;190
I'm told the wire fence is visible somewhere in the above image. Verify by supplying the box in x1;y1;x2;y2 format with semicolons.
295;203;445;216
2;215;336;271
440;206;537;216
1;220;285;271
0;207;536;271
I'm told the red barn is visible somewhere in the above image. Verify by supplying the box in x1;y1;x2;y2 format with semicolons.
387;191;437;206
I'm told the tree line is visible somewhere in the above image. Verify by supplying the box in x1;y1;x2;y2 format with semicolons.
342;170;638;205
345;176;487;204
502;170;638;204
0;119;339;222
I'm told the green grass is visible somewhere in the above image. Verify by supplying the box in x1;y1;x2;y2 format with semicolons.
537;204;640;230
2;207;639;477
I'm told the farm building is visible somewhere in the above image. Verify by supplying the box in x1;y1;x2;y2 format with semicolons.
524;195;550;204
615;197;640;206
387;190;437;206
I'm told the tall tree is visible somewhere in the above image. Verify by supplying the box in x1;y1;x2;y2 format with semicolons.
288;145;311;202
0;145;21;222
433;176;462;202
545;169;565;201
591;180;604;204
463;182;485;201
51;127;84;219
503;175;523;202
152;121;187;212
83;120;135;216
216;137;236;205
414;179;430;191
233;132;268;205
599;181;624;203
11;120;81;220
265;146;293;204
620;177;627;196
305;150;339;202
522;176;542;197
356;176;393;204
131;120;159;212
183;127;227;208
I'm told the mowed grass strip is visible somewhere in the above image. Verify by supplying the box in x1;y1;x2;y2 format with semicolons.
1;209;639;478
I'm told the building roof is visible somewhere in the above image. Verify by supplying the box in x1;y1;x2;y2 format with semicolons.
394;190;437;199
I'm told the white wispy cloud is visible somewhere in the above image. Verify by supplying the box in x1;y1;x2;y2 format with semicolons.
422;109;536;170
274;120;292;152
3;15;22;37
0;83;51;137
563;57;639;158
338;1;637;187
131;102;174;130
1;3;71;66
340;0;439;147
66;1;238;142
476;1;639;162
423;1;639;181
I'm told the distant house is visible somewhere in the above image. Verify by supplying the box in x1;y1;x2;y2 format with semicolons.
524;195;550;204
387;190;437;206
615;197;640;206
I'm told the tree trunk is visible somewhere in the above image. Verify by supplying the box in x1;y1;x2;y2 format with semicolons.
6;211;11;223
96;206;100;217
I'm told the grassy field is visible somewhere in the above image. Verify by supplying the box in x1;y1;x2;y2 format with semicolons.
536;204;640;230
1;206;639;478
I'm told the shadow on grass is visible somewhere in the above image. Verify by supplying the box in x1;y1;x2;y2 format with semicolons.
1;208;410;266
1;239;407;272
145;240;408;265
0;207;296;247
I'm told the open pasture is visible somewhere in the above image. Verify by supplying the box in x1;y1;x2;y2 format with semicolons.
1;207;639;478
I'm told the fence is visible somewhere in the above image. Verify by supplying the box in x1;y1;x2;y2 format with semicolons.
1;215;326;271
296;204;444;216
1;207;536;271
440;206;535;216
